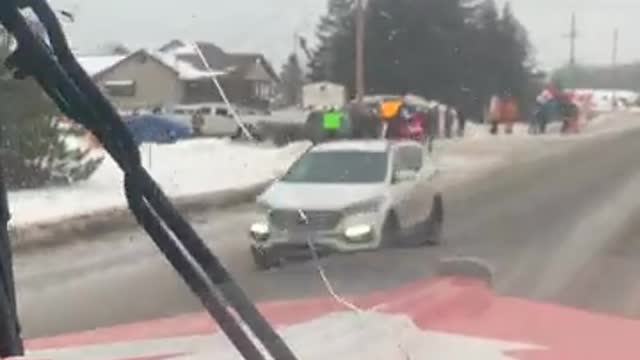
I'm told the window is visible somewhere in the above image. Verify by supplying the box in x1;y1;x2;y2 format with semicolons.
104;80;136;97
281;151;388;184
253;81;272;99
393;146;423;172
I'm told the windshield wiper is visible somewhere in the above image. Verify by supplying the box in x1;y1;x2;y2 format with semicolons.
0;1;298;359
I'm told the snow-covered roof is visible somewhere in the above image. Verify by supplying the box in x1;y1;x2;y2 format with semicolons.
149;50;225;80
78;50;224;80
172;43;200;56
77;55;126;76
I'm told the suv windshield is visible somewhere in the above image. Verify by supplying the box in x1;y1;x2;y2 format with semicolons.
281;151;388;183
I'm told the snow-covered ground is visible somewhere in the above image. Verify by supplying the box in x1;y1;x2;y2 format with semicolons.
432;111;640;187
8;110;640;229
8;139;311;227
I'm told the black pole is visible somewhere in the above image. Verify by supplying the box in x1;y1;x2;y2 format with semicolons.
0;129;24;356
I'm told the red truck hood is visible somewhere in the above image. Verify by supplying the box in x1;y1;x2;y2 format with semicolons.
12;276;640;359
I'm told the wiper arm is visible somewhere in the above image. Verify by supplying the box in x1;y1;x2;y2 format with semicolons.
0;1;298;359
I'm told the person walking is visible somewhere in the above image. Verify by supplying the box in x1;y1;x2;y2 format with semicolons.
443;104;454;138
427;104;440;139
425;105;439;153
488;95;501;135
502;95;519;135
456;106;467;137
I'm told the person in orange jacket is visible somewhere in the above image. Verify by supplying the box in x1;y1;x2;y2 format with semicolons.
489;94;519;135
502;94;519;134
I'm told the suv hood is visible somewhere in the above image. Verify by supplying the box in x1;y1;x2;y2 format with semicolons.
258;182;386;211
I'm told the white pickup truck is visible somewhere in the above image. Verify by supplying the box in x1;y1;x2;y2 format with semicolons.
171;104;241;138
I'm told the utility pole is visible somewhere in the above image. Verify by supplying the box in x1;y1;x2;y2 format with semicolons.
612;28;619;67
567;12;578;67
355;0;366;103
611;28;619;109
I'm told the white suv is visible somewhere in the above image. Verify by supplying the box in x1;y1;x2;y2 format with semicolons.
249;139;443;269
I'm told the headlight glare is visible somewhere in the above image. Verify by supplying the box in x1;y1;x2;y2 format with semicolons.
344;224;373;241
250;222;270;242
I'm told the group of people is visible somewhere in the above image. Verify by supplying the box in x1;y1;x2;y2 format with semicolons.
486;86;583;136
382;99;468;145
532;85;581;135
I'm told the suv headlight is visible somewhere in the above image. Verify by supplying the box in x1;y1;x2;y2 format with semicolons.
342;199;382;243
250;222;270;242
344;224;373;242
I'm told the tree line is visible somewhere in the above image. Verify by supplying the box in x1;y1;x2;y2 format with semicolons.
282;0;536;120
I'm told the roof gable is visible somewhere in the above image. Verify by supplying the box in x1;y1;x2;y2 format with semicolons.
88;49;224;81
157;41;278;82
77;55;127;77
92;50;179;81
225;53;279;82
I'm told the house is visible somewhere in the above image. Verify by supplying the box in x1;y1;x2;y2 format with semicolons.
158;40;279;109
302;82;348;111
77;49;223;111
78;41;279;111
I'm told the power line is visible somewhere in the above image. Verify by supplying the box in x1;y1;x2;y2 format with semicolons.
612;28;619;108
611;28;619;68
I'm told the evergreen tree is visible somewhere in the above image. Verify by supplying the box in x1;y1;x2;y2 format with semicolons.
462;0;501;115
308;0;535;119
308;0;356;88
496;2;531;98
0;30;104;189
278;54;304;106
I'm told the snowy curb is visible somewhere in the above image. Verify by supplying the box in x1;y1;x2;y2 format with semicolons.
10;180;272;253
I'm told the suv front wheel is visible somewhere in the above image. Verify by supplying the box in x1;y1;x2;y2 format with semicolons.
380;213;400;248
424;193;444;246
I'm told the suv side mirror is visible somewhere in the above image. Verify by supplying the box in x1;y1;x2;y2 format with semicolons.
393;169;417;183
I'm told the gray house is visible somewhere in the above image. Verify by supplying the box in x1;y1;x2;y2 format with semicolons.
78;49;222;111
78;41;279;111
158;40;279;109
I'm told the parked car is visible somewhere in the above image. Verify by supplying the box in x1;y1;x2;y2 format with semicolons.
249;139;443;269
172;104;240;138
124;114;192;145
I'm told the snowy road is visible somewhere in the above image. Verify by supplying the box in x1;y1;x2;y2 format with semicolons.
13;113;640;340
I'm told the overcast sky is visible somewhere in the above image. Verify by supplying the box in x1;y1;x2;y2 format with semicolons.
50;0;638;70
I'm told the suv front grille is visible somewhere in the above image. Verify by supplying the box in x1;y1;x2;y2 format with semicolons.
269;210;342;231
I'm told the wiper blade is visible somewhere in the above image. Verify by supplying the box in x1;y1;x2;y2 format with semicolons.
0;1;298;359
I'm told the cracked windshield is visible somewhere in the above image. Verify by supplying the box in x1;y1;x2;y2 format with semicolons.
1;0;640;358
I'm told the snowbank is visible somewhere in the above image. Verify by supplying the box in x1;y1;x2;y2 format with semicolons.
8;139;311;227
461;111;640;141
8;111;639;230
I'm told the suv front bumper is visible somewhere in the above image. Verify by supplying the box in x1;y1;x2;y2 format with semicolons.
251;229;377;261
